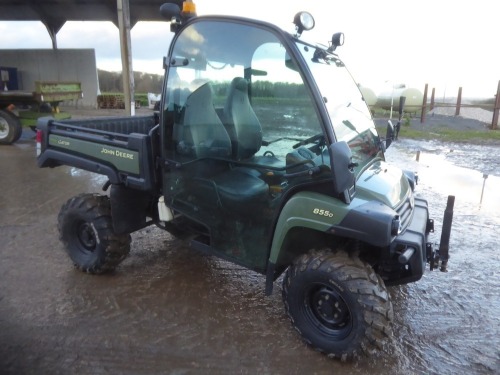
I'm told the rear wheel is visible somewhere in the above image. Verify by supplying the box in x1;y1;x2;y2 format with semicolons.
0;109;22;145
282;248;393;360
58;194;131;273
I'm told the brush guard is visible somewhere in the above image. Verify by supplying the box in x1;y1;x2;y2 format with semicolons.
426;195;455;272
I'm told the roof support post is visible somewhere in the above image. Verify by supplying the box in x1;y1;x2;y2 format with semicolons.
42;20;65;50
117;0;135;115
44;23;58;49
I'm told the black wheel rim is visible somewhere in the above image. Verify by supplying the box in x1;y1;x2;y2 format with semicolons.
304;283;353;339
76;221;97;252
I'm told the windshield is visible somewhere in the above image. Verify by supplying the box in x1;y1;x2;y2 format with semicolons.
296;41;383;171
162;20;330;171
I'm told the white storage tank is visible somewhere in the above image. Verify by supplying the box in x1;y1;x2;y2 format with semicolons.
358;86;377;107
376;86;423;114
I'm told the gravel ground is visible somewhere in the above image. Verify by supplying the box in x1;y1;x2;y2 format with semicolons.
422;106;496;131
431;106;495;124
373;105;499;143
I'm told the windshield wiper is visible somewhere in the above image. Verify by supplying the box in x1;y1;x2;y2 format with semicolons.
342;120;359;134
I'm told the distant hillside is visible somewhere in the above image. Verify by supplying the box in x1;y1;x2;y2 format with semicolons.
98;69;163;93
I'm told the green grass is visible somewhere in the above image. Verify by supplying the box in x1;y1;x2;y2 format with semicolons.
377;125;500;143
99;92;149;107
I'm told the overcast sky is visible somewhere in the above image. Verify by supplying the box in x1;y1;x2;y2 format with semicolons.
0;0;498;98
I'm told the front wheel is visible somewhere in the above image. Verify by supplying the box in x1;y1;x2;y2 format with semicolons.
282;248;393;360
58;194;131;273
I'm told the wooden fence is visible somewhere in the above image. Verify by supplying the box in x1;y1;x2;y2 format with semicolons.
420;80;500;130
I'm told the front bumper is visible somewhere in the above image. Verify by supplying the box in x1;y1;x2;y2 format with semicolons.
386;196;433;285
391;198;433;284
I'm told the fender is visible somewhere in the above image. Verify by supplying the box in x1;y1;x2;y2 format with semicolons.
265;191;348;295
265;191;398;294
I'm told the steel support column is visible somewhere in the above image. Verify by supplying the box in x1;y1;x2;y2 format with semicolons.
117;0;135;115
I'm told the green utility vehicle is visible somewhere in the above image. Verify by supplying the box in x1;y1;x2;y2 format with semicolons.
36;1;454;360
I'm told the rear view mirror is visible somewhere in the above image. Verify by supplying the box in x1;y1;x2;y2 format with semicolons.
285;52;299;72
244;68;267;77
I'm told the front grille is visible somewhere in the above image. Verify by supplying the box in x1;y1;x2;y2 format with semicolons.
395;192;414;231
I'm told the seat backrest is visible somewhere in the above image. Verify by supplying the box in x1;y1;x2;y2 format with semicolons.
223;77;262;160
175;82;232;158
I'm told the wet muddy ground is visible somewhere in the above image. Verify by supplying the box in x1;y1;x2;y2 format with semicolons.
1;127;499;374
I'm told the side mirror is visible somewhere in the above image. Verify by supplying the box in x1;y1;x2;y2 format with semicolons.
329;141;356;204
329;32;345;51
385;120;394;149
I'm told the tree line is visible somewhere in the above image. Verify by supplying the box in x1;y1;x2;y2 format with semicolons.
98;69;163;93
213;81;308;99
99;69;307;99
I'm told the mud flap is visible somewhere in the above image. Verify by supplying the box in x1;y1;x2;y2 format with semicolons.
265;261;276;296
110;184;153;234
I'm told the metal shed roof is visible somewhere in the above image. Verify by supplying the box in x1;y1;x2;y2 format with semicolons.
0;0;176;114
0;0;167;25
0;0;171;48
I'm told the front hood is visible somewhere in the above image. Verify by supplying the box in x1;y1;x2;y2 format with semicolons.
356;160;410;208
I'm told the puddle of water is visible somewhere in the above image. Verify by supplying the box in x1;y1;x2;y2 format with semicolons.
385;139;500;374
387;140;500;217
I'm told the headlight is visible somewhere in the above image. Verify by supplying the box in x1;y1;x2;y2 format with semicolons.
293;12;315;36
391;216;401;236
